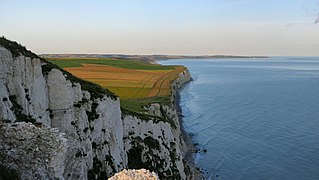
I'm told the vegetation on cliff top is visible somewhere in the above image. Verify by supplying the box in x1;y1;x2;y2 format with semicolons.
49;57;175;70
48;57;185;113
0;37;186;125
0;36;38;59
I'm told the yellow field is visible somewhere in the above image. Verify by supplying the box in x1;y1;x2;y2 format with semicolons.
64;63;186;100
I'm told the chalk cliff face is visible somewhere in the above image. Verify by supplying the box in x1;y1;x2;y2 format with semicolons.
0;45;126;179
122;71;192;179
0;39;193;179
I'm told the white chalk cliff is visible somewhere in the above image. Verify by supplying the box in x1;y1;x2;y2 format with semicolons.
109;169;159;180
0;38;194;179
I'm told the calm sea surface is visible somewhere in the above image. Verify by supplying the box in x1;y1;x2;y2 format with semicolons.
160;57;319;180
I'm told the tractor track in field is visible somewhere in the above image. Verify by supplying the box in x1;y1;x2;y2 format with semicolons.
148;69;178;97
131;75;157;99
58;60;186;100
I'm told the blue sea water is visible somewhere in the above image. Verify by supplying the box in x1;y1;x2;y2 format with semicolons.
160;57;319;180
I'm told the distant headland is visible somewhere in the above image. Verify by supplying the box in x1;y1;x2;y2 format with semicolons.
42;54;269;63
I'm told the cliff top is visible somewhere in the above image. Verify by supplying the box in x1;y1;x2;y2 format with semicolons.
0;36;38;59
0;37;117;100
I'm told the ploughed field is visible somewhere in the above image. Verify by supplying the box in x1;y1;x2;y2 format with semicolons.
49;58;185;112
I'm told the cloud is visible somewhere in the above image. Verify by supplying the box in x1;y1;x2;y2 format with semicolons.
316;13;319;24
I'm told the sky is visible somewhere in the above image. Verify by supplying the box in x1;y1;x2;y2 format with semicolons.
1;0;319;56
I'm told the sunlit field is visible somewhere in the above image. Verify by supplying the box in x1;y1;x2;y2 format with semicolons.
49;58;185;112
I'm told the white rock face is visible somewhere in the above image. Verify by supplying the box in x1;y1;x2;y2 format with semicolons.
0;47;126;179
0;45;194;180
123;115;186;179
122;68;193;179
0;47;49;124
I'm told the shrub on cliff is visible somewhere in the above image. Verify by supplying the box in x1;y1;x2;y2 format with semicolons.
0;164;20;180
0;36;37;58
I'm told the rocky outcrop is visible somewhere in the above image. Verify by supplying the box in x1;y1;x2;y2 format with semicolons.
109;169;159;180
0;121;67;179
0;38;193;179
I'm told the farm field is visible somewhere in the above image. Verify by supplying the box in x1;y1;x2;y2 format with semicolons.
48;58;186;113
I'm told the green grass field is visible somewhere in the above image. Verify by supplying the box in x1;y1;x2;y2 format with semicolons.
48;58;174;70
48;58;185;115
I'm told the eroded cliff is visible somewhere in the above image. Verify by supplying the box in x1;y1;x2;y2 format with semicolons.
0;38;193;179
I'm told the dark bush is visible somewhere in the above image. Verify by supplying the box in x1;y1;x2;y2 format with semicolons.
83;127;89;133
92;142;97;149
0;164;20;180
144;136;160;150
75;150;82;158
9;95;36;123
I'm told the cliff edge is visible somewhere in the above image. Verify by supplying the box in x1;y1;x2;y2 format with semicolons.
0;37;195;179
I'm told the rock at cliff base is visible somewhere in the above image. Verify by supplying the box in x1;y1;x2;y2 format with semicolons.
108;169;159;180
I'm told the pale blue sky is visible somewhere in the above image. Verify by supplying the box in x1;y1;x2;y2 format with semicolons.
1;0;319;56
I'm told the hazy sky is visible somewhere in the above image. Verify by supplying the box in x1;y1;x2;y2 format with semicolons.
1;0;319;56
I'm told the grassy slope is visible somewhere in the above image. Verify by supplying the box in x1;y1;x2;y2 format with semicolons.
120;96;171;113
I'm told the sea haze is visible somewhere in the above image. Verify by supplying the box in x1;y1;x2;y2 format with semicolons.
160;57;319;180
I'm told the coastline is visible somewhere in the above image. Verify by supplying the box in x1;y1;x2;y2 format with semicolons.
173;71;203;179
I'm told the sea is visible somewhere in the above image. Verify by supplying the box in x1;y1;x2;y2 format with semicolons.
160;57;319;180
